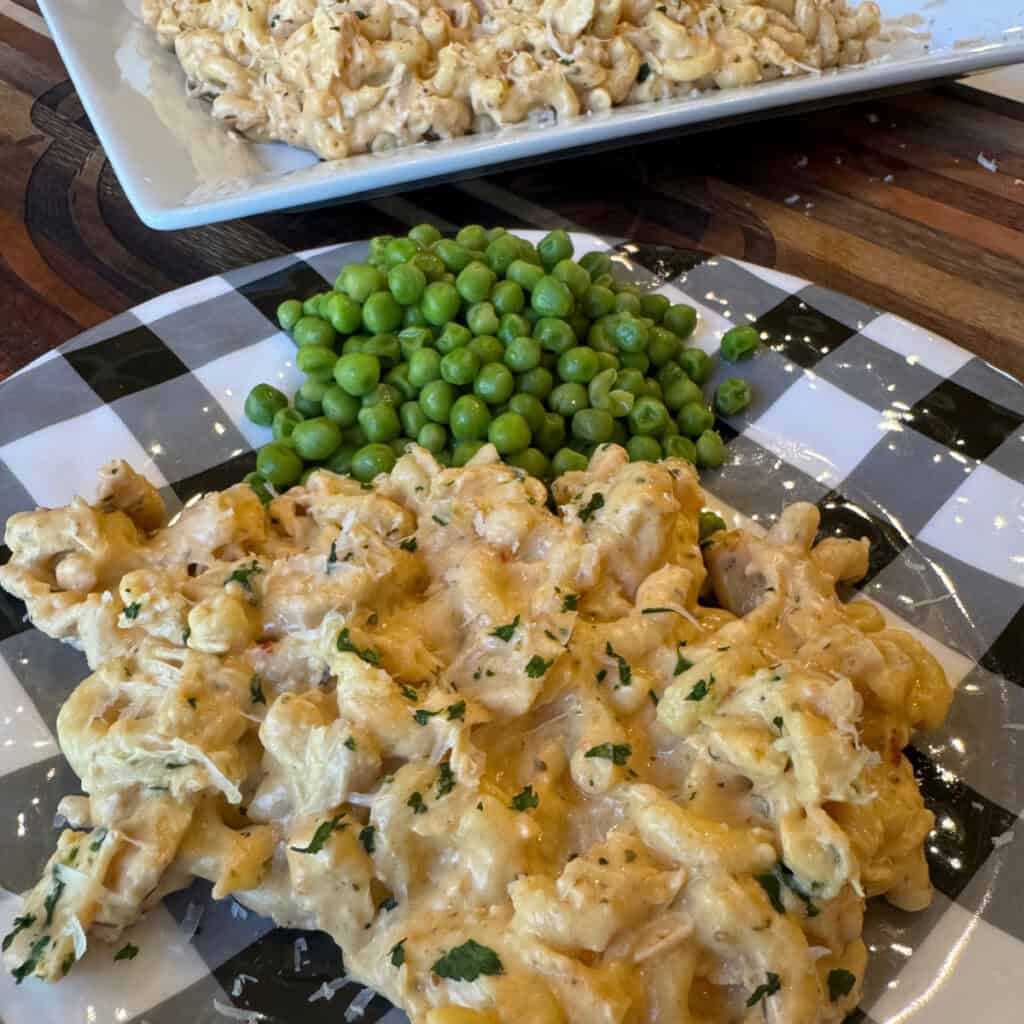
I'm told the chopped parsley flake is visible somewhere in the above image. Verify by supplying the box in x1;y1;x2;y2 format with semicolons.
2;913;35;953
114;943;139;962
446;700;466;721
223;560;263;594
344;736;357;752
778;862;819;917
578;492;605;522
436;762;456;799
685;674;714;701
641;606;685;616
828;968;856;1002
525;655;553;678
122;601;141;621
182;626;191;645
673;648;693;675
407;791;427;815
290;814;347;854
584;743;631;766
413;708;440;726
648;689;659;706
327;540;338;568
561;593;578;612
773;716;784;732
389;939;406;967
510;785;539;812
249;676;266;705
60;952;74;976
605;642;632;687
359;825;376;855
400;684;418;701
756;872;785;914
636;61;652;83
336;627;381;665
746;972;781;1007
431;514;448;527
490;615;520;642
89;827;108;852
399;537;418;552
186;697;197;709
379;897;398;912
12;934;49;984
431;939;503;981
44;869;65;926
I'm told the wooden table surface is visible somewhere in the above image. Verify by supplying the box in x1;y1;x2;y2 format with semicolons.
2;4;1023;384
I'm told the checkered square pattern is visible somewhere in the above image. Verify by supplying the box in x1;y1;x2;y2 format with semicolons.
0;233;1021;1024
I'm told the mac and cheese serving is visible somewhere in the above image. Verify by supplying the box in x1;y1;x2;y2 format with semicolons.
139;0;883;159
1;443;951;1022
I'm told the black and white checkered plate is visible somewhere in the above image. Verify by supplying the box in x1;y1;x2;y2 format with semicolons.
1;234;1021;1024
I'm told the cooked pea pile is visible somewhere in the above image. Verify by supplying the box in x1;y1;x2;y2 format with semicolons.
243;226;756;491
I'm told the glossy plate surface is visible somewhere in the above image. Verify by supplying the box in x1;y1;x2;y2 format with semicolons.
33;0;1024;229
0;234;1022;1024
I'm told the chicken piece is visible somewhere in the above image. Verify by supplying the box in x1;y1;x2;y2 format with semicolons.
96;460;166;533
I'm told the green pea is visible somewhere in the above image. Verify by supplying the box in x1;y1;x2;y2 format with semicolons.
277;299;303;332
507;392;545;433
325;445;357;475
384;363;417;401
321;292;361;335
517;366;554;400
503;336;540;373
619;351;650;373
679;348;713;385
615;369;646;395
587;318;617;354
614;292;643;316
441;347;480;386
383;237;419;267
720;325;760;363
368;235;395;265
640;294;670;322
469;335;505;365
361;291;403;334
243;470;274;503
488;411;531;454
497;313;531;346
647;327;680;368
360;334;399;368
531;276;574;318
450;394;491;441
296;346;338;380
552;447;588;475
421;281;461;326
698;510;727;543
549;381;589;417
455;224;488;251
389;437;413;458
409;223;442;248
388;263;427;306
663;375;704;412
303;293;326;317
410;252;445;282
398;326;434;360
474;362;515;405
334;352;381;397
436;449;453;468
629;396;671;436
582;285;616;320
492;280;525;316
596;352;620;374
507;259;545;292
436;322;472;355
639;378;663;401
361;383;401;408
627;435;662;463
399;400;428;438
420;379;457;423
467;302;500;337
342;334;369;355
663;435;697;463
408;347;442;389
351;443;396;482
507;447;550;479
715;377;752;416
610;420;629;446
484;235;522;276
677;402;715;438
357;402;401;443
588;369;634;418
538;229;573;269
696;429;727;468
610;316;649;353
299;376;330;405
432;239;474;273
552;259;590;299
292;416;343;460
572;407;614;444
403;304;429;328
272;407;304;444
345;423;368;447
244;383;288;426
664;304;698;339
534;317;576;354
448;439;482;466
322;385;361;426
257;442;304;488
456;261;496;305
534;412;566;455
557;346;600;384
417;422;448;454
579;251;612;279
338;263;384;303
293;316;337;348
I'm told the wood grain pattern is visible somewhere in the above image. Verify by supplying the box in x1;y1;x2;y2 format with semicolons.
2;7;1023;383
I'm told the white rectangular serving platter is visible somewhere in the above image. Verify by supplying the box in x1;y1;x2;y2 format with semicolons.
37;0;1024;231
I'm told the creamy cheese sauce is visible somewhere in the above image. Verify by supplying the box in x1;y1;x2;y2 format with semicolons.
138;0;884;159
0;444;951;1023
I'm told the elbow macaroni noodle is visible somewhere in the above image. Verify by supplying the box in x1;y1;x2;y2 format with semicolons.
1;443;951;1022
138;0;883;159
